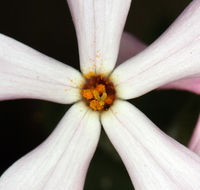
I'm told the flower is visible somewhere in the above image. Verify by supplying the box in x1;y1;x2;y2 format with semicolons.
1;0;200;190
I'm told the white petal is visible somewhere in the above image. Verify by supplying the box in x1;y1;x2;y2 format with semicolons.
117;33;200;95
111;0;200;99
67;0;131;76
0;102;101;190
116;32;146;66
189;115;200;155
0;33;84;104
101;100;200;190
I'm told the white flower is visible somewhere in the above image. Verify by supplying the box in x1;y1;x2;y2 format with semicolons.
1;0;200;190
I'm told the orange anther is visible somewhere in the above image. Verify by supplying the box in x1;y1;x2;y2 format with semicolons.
82;89;93;100
96;84;105;93
104;96;113;105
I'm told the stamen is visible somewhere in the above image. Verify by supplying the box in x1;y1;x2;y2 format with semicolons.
81;74;116;111
90;100;104;111
82;89;94;100
100;92;107;101
93;89;101;101
96;84;105;94
104;95;114;105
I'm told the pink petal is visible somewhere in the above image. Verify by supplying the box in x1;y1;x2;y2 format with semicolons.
101;100;200;190
159;77;200;94
0;102;101;190
67;0;131;76
116;32;146;66
189;115;200;155
111;0;200;99
0;33;83;104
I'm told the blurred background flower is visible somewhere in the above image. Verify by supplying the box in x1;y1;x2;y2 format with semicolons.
0;0;199;189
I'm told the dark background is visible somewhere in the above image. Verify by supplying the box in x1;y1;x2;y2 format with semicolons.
0;0;199;189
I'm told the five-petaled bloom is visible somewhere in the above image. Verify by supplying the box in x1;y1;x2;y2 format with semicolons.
1;0;200;189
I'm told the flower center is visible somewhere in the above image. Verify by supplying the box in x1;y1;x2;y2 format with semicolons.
81;72;116;111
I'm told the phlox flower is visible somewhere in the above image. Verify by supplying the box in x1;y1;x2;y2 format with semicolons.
1;0;200;190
